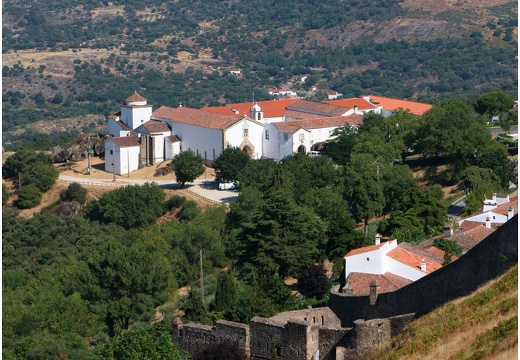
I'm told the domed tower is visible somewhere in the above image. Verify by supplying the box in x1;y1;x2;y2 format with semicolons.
121;91;153;130
250;102;263;122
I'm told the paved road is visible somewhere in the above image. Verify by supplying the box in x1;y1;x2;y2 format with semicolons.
59;175;239;204
490;125;518;136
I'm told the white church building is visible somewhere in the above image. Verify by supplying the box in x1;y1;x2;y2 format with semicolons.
104;91;431;175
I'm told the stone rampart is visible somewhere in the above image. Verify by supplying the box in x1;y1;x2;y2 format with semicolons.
330;215;518;327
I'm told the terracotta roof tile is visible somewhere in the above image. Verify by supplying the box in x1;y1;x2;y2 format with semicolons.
111;136;141;148
126;91;147;103
274;115;363;133
152;106;243;130
326;98;378;110
108;110;121;119
398;242;446;264
116;121;132;131
284;110;327;120
344;241;391;257
140;120;170;133
167;135;181;142
387;246;442;274
447;224;496;252
202;99;298;118
368;95;432;116
345;272;412;295
493;197;518;216
286;99;349;116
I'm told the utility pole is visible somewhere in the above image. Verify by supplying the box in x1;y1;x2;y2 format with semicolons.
87;136;91;175
127;151;130;178
199;248;204;303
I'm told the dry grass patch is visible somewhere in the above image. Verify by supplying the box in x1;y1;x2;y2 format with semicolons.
363;265;518;359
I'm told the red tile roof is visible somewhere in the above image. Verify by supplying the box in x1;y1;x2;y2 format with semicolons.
368;95;432;116
126;91;147;103
152;106;243;130
284;110;327;120
108;110;121;119
140;120;171;133
448;224;496;252
398;242;446;264
345;272;412;295
116;121;132;131
286;100;350;116
387;246;442;274
167;135;181;142
202;99;298;118
111;136;141;148
273;115;363;134
344;241;390;257
326;98;378;111
493;197;518;216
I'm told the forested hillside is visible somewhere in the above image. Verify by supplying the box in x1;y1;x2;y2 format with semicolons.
2;0;517;147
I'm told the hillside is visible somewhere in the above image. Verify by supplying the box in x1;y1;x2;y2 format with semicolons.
363;265;518;359
2;0;517;147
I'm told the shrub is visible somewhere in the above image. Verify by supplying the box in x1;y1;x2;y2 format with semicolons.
2;183;9;205
16;184;42;209
60;183;87;204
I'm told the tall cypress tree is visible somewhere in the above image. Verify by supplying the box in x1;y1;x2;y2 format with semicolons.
215;271;238;312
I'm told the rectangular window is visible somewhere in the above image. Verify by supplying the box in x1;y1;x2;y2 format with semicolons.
265;130;269;140
284;133;289;141
110;150;113;155
299;133;305;142
243;128;249;138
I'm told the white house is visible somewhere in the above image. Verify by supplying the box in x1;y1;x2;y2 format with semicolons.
263;115;363;161
105;136;141;176
458;194;517;227
342;235;443;295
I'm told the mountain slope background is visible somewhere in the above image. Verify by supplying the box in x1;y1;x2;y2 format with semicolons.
2;0;517;147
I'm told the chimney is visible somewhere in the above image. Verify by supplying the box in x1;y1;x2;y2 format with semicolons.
375;233;381;245
354;105;358;114
508;207;514;221
485;216;491;229
492;193;497;202
421;259;426;272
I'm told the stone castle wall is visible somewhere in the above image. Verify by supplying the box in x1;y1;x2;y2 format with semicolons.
329;215;518;327
171;216;517;359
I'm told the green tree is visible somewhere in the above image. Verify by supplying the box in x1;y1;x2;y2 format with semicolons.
183;288;210;324
93;329;187;360
86;183;166;228
474;92;514;119
214;271;239;312
433;238;463;257
237;158;277;191
343;154;385;236
15;184;42;209
172;150;205;188
323;124;358;165
213;146;250;182
297;264;330;299
23;161;59;192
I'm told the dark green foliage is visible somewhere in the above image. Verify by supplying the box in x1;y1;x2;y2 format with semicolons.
86;182;166;228
3;150;53;178
214;271;239;312
3;183;9;205
93;329;187;360
433;238;463;258
323;124;358;165
474;92;514;118
183;289;209;324
235;189;325;279
477;142;517;189
179;199;201;222
2;205;19;232
392;227;426;245
23;161;59;192
344;154;385;236
192;340;243;360
237;158;277;191
166;194;186;210
297;264;331;299
15;184;42;209
172;150;205;187
213;146;250;182
60;182;87;204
